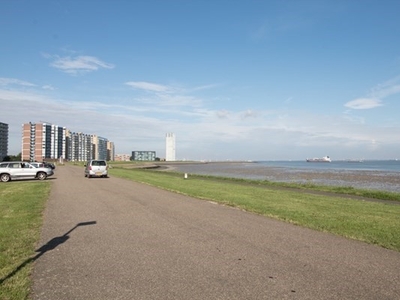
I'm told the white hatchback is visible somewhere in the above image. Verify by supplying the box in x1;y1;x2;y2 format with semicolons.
84;160;108;178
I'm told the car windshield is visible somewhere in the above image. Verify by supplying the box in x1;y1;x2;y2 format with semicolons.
92;161;106;166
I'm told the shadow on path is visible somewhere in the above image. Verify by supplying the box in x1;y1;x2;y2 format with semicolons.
0;221;96;285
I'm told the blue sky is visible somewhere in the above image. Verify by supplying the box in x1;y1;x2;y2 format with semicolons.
1;0;400;160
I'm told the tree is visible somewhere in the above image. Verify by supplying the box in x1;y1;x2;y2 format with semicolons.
2;153;22;161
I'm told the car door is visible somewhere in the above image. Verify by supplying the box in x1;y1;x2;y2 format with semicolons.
7;162;24;179
20;162;37;179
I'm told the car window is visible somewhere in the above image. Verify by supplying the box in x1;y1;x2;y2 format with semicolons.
9;163;21;168
0;163;7;168
92;160;106;166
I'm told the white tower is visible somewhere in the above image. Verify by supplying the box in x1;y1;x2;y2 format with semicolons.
165;133;176;161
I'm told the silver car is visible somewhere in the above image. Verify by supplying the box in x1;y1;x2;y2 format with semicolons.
84;160;108;178
0;161;54;182
30;162;45;168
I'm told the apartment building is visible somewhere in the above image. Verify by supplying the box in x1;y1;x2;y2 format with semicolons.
66;131;93;162
22;122;66;162
107;141;115;161
0;122;8;161
92;135;109;160
22;122;114;162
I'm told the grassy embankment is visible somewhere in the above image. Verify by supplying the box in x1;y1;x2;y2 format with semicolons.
109;165;400;252
0;182;50;300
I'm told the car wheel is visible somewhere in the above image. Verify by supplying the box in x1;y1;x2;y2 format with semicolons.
37;172;47;180
0;174;11;182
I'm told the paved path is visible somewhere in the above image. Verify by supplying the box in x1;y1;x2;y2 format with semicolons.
31;165;400;299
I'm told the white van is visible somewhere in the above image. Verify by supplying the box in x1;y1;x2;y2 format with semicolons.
84;160;108;178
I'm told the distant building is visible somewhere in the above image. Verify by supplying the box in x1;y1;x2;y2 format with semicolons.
92;135;108;160
107;141;115;161
67;132;113;162
66;131;92;162
0;122;8;161
22;122;66;162
165;133;175;161
131;151;156;161
22;122;114;162
115;154;131;161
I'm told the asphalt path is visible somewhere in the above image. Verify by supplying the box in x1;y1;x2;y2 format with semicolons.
31;165;400;299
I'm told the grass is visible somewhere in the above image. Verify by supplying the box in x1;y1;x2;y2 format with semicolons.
110;167;400;252
0;181;51;300
107;161;400;202
175;173;400;202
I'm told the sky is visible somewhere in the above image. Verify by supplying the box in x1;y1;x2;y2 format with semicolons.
1;0;400;161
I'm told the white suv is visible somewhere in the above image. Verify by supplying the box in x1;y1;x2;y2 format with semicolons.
0;161;54;182
84;160;108;178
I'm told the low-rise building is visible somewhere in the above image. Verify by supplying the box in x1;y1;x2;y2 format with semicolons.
115;154;131;161
131;151;156;161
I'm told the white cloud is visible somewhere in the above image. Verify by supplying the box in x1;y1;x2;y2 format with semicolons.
2;77;400;160
284;97;293;104
125;81;170;93
345;76;400;110
48;55;115;75
370;76;400;99
241;109;258;119
342;113;365;124
42;85;55;90
0;78;36;87
216;110;230;119
125;81;204;109
344;98;383;109
157;94;202;107
189;84;220;92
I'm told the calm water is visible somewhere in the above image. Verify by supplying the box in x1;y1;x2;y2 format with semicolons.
168;160;400;192
258;160;400;172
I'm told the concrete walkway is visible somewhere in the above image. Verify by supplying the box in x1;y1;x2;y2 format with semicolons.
31;165;400;299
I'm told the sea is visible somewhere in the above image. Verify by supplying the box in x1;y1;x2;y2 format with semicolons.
167;160;400;193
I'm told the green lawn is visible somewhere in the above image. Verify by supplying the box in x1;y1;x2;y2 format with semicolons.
0;182;50;300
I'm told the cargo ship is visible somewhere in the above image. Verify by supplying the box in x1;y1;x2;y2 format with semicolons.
306;156;331;162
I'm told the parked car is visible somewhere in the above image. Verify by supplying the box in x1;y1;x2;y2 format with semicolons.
30;162;56;169
30;162;45;168
84;160;108;178
0;161;54;182
44;162;56;169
